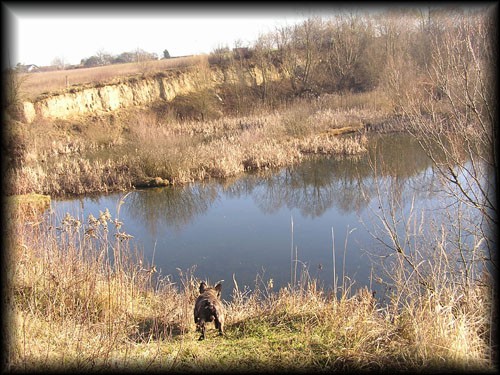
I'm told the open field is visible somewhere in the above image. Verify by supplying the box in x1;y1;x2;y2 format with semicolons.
18;55;203;100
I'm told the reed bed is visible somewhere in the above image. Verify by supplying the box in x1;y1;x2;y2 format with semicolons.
7;94;380;197
5;203;493;372
6;157;136;196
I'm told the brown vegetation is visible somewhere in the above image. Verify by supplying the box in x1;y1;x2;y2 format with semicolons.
4;6;496;371
6;90;390;197
5;204;493;371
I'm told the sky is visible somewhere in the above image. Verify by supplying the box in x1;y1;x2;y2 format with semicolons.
3;4;333;67
3;4;493;69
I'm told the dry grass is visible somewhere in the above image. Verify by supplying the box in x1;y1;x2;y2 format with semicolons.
118;95;376;183
5;203;494;372
18;56;204;100
7;92;386;197
6;158;135;196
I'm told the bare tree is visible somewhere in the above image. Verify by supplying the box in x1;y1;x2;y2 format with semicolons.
273;23;299;93
324;12;368;92
272;17;325;96
251;33;275;102
296;17;325;94
3;68;30;120
51;56;66;70
96;49;113;66
134;48;158;75
397;8;496;270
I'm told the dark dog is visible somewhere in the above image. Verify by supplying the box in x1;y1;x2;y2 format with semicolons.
194;281;225;340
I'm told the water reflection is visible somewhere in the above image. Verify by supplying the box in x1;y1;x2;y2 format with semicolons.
125;183;219;235
123;134;438;229
53;133;446;299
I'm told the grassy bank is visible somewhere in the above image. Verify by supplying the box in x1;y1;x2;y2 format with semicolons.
5;203;493;372
6;90;393;197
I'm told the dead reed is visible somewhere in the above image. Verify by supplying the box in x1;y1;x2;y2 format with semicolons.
6;157;135;196
5;201;494;372
8;92;386;197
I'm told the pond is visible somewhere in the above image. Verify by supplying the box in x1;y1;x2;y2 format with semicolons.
51;133;449;301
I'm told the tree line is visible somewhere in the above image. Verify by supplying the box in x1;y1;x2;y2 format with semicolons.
209;7;494;105
78;48;171;68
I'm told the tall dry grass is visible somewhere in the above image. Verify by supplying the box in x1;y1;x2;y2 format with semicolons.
6;200;198;371
6;158;136;196
6;201;494;371
112;102;371;184
8;92;385;196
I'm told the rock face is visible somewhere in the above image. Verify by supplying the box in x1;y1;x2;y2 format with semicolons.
20;70;211;123
18;65;277;124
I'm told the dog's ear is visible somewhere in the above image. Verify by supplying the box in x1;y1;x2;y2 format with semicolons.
214;283;222;297
199;282;207;294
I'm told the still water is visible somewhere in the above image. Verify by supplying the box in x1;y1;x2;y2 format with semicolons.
52;134;446;300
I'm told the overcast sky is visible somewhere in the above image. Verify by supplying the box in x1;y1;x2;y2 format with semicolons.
3;4;491;69
3;4;336;67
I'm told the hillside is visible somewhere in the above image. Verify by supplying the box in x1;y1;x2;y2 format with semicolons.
17;55;202;100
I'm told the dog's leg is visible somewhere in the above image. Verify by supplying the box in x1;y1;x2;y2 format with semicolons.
215;318;224;336
198;320;206;341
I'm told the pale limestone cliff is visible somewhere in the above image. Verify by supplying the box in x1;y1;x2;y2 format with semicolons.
19;65;276;124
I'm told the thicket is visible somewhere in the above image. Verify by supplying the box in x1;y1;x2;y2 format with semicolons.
206;7;494;115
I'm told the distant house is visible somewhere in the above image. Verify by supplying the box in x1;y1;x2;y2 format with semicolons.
16;64;39;72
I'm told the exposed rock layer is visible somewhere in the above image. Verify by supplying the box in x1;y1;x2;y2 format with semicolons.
19;65;276;124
